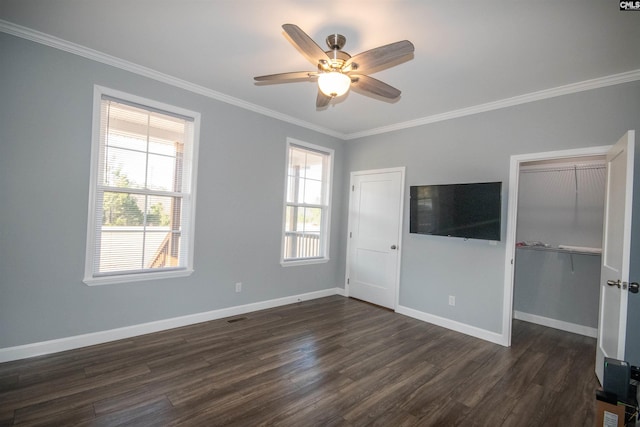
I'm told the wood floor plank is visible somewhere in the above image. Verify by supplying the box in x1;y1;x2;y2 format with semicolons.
412;396;471;427
9;364;151;425
82;337;186;377
342;360;437;424
88;397;177;427
0;296;600;426
0;340;137;378
500;383;554;427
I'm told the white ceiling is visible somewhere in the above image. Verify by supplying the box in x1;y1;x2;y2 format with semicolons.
2;1;639;139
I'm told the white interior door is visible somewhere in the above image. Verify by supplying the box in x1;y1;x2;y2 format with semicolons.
347;168;404;309
595;130;635;384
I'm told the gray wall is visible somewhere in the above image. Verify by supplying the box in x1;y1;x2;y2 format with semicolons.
0;33;344;348
514;250;601;328
344;80;640;339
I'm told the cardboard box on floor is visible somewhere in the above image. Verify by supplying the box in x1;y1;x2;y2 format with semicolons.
595;396;626;427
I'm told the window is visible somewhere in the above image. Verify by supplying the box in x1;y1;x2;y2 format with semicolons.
84;86;200;285
282;139;333;265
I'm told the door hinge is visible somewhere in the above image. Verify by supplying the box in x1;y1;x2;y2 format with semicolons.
349;231;352;238
352;185;355;191
347;278;350;284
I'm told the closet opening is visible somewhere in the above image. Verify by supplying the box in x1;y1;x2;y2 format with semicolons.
502;144;611;347
512;155;606;337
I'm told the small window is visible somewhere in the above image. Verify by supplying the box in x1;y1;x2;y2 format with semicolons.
84;86;200;285
281;139;333;265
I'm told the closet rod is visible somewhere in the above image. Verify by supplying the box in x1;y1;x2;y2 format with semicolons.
520;165;605;173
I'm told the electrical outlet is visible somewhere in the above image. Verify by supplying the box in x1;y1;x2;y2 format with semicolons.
235;282;242;293
449;295;455;306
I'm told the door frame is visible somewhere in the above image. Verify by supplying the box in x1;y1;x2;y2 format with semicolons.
345;167;406;310
501;146;610;346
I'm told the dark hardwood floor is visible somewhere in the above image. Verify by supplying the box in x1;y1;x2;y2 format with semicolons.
0;296;599;426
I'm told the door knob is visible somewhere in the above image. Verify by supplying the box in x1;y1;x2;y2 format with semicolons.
630;282;639;294
390;245;397;250
606;279;621;288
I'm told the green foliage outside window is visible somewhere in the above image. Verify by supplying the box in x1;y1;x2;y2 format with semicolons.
102;168;170;227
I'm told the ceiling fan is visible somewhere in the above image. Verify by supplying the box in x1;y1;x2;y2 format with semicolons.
254;24;415;108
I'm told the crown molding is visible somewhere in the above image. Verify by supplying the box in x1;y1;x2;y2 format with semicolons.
343;68;640;140
0;20;346;140
2;19;639;142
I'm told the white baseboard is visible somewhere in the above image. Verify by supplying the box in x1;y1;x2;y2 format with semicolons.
396;305;508;346
0;287;344;363
513;310;598;338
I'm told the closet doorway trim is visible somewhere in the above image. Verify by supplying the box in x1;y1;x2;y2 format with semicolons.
501;145;610;347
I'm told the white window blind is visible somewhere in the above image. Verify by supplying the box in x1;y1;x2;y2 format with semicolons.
85;87;199;284
282;139;333;264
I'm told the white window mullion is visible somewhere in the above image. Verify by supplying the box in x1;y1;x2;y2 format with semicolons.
100;186;185;199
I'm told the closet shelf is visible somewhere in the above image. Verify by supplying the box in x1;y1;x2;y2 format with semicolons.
516;245;602;256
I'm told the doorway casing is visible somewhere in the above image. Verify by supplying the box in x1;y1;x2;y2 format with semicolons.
501;145;611;346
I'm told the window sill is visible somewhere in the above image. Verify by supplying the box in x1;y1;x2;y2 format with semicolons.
83;268;193;286
280;258;329;267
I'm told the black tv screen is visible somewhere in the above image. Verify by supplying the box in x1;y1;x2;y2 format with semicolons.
410;182;502;241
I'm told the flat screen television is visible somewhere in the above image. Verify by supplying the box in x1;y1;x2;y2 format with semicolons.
410;182;502;241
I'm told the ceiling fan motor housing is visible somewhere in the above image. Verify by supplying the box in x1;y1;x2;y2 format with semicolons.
320;34;351;71
326;34;346;50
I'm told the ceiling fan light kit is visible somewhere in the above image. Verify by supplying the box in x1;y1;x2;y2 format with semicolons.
254;24;414;108
318;72;351;97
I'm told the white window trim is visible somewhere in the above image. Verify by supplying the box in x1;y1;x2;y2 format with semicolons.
280;138;334;267
83;85;200;285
